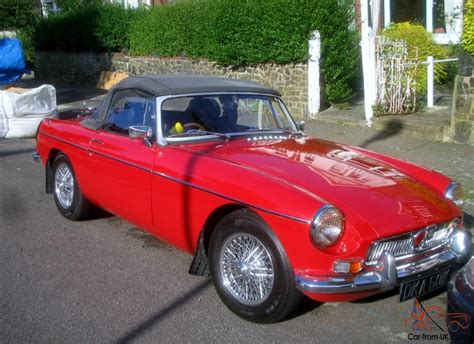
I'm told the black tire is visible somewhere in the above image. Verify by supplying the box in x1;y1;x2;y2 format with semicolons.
209;209;302;323
52;153;91;221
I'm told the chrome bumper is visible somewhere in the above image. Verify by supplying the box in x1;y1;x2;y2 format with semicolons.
33;152;41;163
295;229;472;294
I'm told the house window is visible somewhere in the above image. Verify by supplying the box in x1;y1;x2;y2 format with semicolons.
391;0;425;25
434;0;446;33
383;0;463;44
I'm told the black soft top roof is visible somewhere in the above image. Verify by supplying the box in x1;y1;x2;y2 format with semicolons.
82;74;280;130
113;74;280;96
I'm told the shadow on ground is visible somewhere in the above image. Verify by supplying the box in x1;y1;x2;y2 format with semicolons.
115;280;212;344
0;147;35;158
286;297;322;320
360;119;404;148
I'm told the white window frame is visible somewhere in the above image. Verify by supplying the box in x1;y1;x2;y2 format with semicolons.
383;0;464;44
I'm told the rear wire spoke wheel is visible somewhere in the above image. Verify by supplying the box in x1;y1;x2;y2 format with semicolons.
52;154;91;221
209;209;302;323
55;162;74;209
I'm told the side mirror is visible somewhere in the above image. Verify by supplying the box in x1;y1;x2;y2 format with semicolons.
296;120;305;132
129;126;153;146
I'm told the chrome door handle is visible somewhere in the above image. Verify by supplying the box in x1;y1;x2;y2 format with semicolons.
91;138;104;145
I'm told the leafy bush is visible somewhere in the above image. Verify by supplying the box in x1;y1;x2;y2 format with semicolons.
463;0;474;54
382;22;448;94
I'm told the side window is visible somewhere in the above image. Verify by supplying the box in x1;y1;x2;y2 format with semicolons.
236;98;278;129
103;90;148;135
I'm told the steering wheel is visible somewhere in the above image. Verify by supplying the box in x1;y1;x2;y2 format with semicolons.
183;122;207;132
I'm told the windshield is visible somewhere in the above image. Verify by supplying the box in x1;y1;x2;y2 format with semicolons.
161;94;297;139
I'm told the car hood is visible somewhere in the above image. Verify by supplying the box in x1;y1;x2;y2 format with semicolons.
190;136;456;239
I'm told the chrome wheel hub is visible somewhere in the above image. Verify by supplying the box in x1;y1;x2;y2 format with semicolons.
54;162;74;208
220;233;274;305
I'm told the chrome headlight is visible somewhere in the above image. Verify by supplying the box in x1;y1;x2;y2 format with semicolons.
445;182;465;208
310;205;345;248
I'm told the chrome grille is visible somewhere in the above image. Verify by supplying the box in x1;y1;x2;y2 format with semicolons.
366;220;455;265
367;237;413;262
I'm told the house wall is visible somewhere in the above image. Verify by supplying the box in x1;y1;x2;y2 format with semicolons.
35;52;309;118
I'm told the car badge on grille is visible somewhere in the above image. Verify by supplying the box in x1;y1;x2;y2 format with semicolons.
411;225;436;252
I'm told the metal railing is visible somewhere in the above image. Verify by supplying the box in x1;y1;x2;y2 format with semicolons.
422;56;458;108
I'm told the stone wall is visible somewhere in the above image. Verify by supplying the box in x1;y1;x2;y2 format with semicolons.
35;52;309;118
450;54;474;145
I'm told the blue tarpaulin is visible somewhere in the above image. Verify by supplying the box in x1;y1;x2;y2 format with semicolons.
0;38;28;84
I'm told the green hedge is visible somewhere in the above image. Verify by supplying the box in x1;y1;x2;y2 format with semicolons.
35;0;359;104
129;0;359;104
35;2;133;52
0;0;38;30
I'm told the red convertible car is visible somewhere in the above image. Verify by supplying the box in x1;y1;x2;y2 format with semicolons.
35;75;472;323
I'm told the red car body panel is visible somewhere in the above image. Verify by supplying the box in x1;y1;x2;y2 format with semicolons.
36;115;462;302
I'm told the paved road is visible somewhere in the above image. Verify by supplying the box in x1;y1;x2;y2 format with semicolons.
1;84;473;343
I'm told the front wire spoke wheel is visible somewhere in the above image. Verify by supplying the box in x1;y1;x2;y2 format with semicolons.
209;210;303;323
220;233;274;306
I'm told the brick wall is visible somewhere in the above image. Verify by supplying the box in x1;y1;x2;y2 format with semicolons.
35;52;309;118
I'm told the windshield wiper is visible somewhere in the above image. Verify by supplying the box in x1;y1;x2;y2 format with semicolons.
168;129;230;140
245;128;304;138
278;129;305;138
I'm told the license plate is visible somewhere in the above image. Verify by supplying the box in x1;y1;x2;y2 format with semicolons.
399;267;452;302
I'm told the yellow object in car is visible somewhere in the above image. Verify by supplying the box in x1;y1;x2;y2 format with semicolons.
169;122;184;135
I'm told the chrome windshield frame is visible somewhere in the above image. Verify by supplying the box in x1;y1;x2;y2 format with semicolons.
155;92;299;147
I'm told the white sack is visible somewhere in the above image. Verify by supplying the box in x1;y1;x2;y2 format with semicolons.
0;84;57;138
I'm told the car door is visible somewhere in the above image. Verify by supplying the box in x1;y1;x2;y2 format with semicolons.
87;89;157;231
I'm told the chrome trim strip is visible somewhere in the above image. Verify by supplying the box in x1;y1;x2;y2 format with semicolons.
41;132;89;152
152;170;310;224
41;132;310;224
88;149;152;174
246;135;289;141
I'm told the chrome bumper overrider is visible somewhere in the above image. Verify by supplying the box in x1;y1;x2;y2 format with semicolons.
295;229;472;294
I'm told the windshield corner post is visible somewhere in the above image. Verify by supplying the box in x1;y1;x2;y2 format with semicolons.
156;96;169;147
